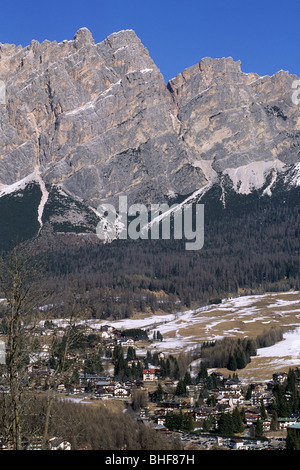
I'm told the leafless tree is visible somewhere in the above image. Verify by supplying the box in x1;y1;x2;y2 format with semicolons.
0;245;86;449
0;245;46;449
41;289;89;449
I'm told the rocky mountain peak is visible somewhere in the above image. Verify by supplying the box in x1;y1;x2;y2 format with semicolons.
73;27;95;48
0;28;299;223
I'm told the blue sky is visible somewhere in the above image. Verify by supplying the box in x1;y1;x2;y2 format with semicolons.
0;0;299;81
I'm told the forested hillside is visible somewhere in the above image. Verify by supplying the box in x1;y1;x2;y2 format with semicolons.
35;185;300;320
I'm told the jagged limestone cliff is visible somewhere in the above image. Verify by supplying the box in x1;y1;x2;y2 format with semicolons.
0;27;299;236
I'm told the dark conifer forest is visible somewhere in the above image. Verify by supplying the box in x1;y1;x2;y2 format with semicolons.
38;186;300;319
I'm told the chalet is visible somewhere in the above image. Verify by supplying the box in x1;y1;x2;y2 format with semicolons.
273;372;288;384
153;424;167;432
229;393;245;407
113;385;130;397
215;389;244;408
186;384;202;395
127;359;141;368
223;378;242;391
251;382;269;392
250;391;273;406
164;380;177;387
100;325;122;340
156;416;166;426
99;326;114;340
41;343;50;353
245;413;260;426
194;406;218;422
0;442;9;450
143;369;156;382
262;419;271;432
124;379;143;388
112;328;122;338
230;438;245;450
100;330;112;340
217;403;235;414
95;380;133;397
69;384;86;395
79;374;107;386
215;436;224;447
161;399;189;411
211;371;224;382
277;417;298;429
120;337;135;348
48;436;71;451
24;438;43;450
148;389;168;403
100;325;112;333
95;380;114;393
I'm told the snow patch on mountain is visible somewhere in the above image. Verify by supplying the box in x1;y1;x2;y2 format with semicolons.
0;168;49;233
35;167;49;233
223;160;286;194
0;173;36;197
284;162;300;187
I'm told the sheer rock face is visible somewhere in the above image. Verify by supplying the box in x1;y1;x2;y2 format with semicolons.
0;28;299;211
168;57;300;194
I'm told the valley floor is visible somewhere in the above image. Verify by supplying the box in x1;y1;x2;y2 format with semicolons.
77;290;300;383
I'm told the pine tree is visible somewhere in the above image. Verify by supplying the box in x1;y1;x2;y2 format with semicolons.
126;346;136;361
182;413;194;432
183;371;192;386
172;361;180;380
286;429;300;450
207;394;216;407
156;382;163;403
152;352;159;366
270;410;278;431
245;386;252;400
227;355;237;371
175;379;186;396
232;407;244;433
157;331;163;341
218;412;233;436
255;418;263;438
202;416;213;432
236;350;247;369
165;412;183;431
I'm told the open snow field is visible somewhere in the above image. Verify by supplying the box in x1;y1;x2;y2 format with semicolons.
53;290;300;383
102;290;300;382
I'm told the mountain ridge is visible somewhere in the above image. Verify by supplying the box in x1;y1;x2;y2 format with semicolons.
0;28;299;243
